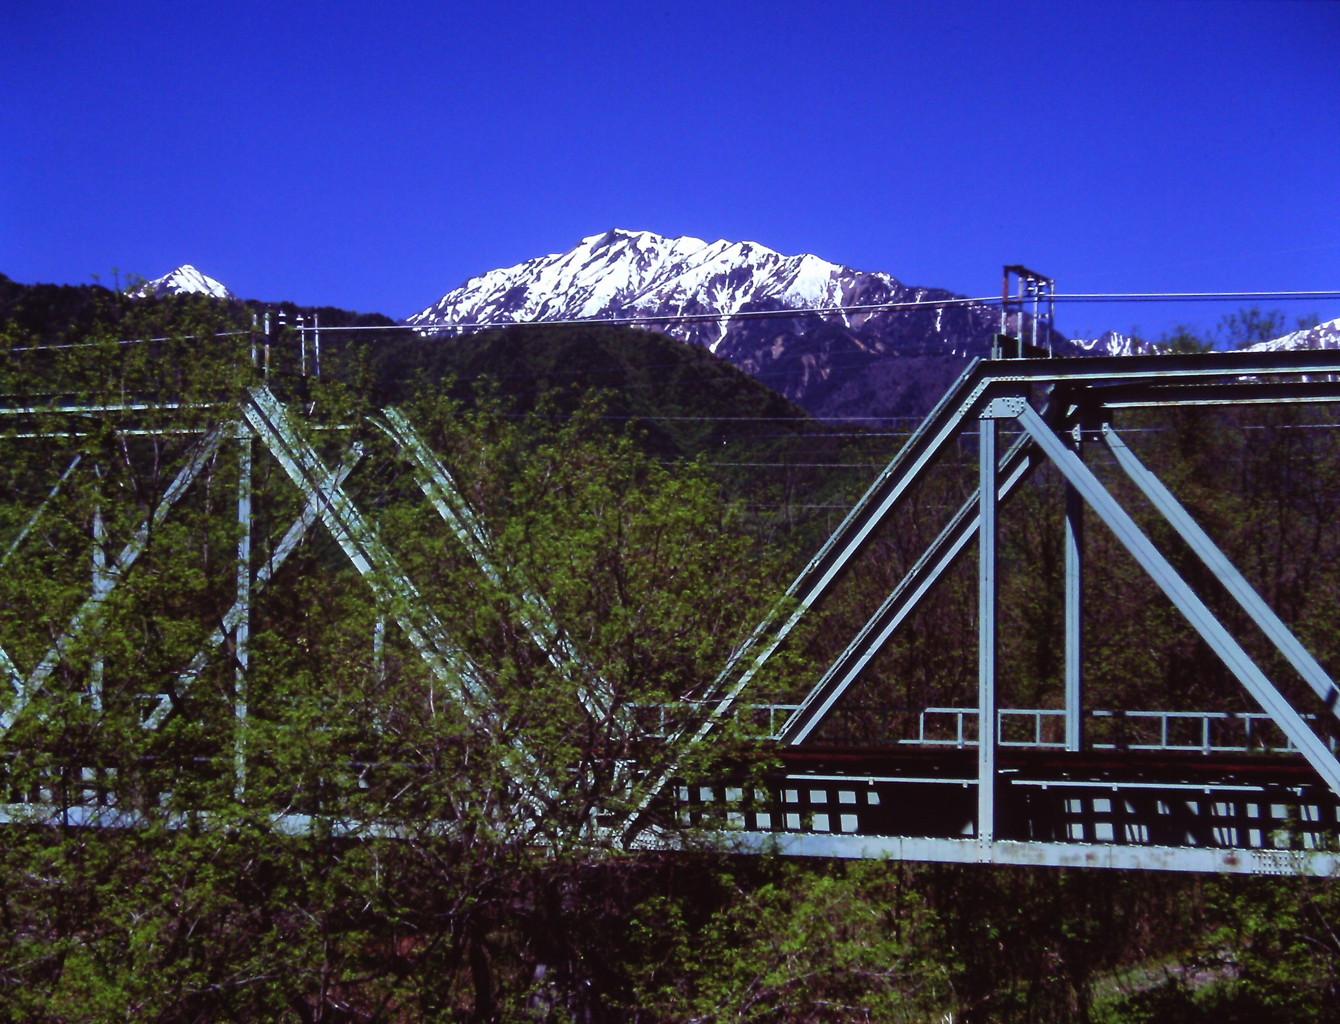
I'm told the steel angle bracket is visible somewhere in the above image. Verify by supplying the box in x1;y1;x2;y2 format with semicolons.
0;424;228;736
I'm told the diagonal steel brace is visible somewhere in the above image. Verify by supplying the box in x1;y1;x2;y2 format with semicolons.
374;408;618;725
0;426;227;734
1104;424;1340;720
779;437;1043;745
142;443;366;728
242;387;486;709
242;387;563;826
1015;404;1340;797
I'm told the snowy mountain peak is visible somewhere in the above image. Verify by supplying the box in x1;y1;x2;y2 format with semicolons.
405;229;868;352
135;265;234;301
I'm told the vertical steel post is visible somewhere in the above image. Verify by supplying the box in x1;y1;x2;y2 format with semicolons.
1065;422;1084;751
372;614;386;731
89;501;108;712
978;415;998;841
234;429;252;800
1000;268;1008;338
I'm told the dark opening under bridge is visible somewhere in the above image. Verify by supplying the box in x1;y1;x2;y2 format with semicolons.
4;342;1340;875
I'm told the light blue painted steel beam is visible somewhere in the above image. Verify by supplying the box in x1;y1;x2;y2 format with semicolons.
233;430;251;798
1103;424;1340;720
1015;403;1340;797
1065;426;1084;751
1074;377;1340;411
728;831;1340;876
978;411;998;841
0;454;81;571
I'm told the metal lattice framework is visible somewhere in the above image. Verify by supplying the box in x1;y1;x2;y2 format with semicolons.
5;349;1340;874
672;347;1340;874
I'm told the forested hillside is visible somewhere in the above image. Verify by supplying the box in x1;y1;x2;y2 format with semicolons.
0;282;1337;1022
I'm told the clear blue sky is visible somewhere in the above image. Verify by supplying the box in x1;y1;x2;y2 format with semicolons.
3;0;1337;341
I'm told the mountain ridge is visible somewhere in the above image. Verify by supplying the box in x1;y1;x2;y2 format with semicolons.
404;229;1074;421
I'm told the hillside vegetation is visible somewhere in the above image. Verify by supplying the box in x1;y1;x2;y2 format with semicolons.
0;282;1337;1022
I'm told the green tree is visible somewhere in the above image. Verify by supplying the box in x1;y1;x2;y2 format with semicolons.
0;300;801;1021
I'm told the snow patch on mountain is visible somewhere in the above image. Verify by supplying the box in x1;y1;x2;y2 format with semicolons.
1069;330;1156;357
1244;316;1340;353
135;265;234;301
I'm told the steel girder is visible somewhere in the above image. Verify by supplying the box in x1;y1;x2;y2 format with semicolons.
0;388;565;825
670;349;1340;872
0;383;707;840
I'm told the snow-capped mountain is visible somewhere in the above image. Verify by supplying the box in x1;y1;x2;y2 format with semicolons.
135;265;234;301
408;229;915;352
1244;316;1340;353
407;229;1075;420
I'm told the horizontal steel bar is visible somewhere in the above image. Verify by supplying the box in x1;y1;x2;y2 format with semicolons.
727;832;1340;875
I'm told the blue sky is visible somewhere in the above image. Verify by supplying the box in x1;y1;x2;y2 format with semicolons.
3;0;1337;341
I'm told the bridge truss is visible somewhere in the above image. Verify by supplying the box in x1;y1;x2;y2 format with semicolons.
682;348;1340;874
3;345;1340;874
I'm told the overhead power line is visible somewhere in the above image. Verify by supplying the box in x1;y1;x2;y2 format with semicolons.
9;288;1336;353
1052;290;1340;304
317;288;1340;334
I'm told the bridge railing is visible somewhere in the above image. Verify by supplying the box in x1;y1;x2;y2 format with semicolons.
632;702;801;740
634;703;1335;754
848;706;1338;755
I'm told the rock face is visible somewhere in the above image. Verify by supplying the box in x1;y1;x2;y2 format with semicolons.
136;265;234;301
406;229;1079;421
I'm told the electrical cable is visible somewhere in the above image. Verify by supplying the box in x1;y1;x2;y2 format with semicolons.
10;288;1334;352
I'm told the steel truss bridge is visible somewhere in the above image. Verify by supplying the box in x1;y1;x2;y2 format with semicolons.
4;345;1340;875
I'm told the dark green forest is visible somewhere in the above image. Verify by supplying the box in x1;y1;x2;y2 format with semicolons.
0;280;1337;1023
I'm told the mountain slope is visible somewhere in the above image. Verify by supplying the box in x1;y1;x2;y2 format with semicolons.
372;320;813;456
406;229;1075;421
1244;316;1340;352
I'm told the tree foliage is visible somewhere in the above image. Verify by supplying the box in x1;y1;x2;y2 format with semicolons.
1;288;1339;1022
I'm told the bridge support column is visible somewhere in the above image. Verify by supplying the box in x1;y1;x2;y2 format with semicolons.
90;498;108;713
234;430;252;800
1065;422;1085;752
978;410;1000;840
